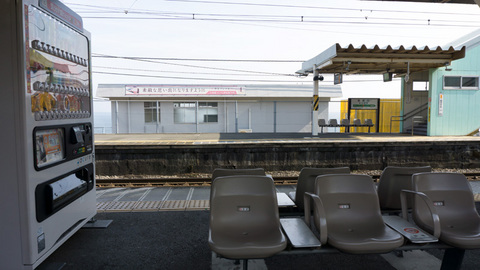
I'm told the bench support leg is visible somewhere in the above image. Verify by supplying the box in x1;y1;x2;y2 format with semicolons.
440;248;465;270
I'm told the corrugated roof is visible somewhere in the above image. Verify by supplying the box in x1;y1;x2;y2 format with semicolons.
298;43;466;75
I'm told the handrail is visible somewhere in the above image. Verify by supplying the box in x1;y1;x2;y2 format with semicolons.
389;103;428;133
404;103;428;121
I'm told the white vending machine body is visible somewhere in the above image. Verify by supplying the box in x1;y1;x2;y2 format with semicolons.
0;0;96;269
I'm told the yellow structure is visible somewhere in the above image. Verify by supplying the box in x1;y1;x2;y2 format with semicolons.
340;99;401;133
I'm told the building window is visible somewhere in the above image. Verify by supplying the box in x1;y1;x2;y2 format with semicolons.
462;77;479;88
413;81;429;92
198;102;218;123
174;102;196;123
443;76;479;90
144;102;159;123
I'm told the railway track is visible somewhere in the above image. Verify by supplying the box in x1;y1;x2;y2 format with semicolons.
96;172;480;187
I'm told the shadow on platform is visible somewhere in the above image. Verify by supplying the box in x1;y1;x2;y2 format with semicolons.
39;207;480;270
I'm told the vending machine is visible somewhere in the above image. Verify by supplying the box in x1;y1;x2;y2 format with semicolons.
0;0;96;268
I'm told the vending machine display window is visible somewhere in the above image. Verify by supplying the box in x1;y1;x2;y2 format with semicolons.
35;128;65;168
26;5;91;121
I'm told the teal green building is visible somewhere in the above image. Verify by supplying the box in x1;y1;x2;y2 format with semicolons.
401;29;480;136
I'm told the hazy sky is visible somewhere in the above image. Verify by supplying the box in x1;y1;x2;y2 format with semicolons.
62;0;480;109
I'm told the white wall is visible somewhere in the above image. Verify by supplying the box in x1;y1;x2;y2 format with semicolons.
111;100;322;133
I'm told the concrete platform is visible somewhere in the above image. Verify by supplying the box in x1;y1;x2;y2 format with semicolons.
95;132;480;146
38;203;480;270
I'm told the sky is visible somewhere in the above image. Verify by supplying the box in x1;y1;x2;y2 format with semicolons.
61;0;480;112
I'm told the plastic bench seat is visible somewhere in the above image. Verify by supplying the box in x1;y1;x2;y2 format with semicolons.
305;174;404;254
211;168;265;182
377;166;432;211
408;172;480;249
318;119;328;133
209;175;286;260
291;167;350;211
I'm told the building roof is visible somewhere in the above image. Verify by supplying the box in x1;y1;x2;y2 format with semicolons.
444;28;480;50
369;0;477;4
96;84;343;99
297;43;466;76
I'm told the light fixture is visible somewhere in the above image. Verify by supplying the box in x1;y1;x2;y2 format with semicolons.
444;62;452;71
345;61;352;71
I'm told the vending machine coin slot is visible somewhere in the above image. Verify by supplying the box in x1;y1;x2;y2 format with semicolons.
71;126;85;144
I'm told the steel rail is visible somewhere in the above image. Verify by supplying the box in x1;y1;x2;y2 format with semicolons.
95;172;479;187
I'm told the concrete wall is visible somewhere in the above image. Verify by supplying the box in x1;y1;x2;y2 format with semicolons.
95;140;480;176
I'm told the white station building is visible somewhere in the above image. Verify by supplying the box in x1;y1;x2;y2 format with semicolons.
96;84;342;133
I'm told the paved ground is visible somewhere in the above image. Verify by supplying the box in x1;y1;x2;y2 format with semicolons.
36;183;480;270
38;205;480;270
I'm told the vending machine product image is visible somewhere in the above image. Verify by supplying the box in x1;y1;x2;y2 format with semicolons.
1;0;96;268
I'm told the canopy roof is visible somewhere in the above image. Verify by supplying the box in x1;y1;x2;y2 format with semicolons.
297;43;466;76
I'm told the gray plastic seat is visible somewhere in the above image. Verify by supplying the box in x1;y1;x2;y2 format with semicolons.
353;119;361;126
409;172;480;249
364;119;374;133
292;167;350;211
340;119;350;132
364;119;374;126
211;168;265;182
318;119;327;133
328;119;338;127
328;119;339;132
377;166;432;211
318;119;327;126
305;174;404;254
209;175;287;259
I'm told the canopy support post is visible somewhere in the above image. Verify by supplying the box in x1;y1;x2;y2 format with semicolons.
312;66;319;136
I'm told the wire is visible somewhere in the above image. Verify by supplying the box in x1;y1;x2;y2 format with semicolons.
94;65;292;76
79;16;480;28
92;54;303;62
92;71;307;82
93;70;399;83
93;53;297;76
74;9;480;25
66;2;480;17
163;0;480;17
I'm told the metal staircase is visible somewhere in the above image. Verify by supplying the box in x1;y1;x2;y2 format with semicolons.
390;103;428;136
406;120;428;136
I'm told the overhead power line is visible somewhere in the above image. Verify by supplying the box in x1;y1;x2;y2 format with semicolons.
80;16;480;28
94;65;292;77
67;2;480;17
92;53;297;76
92;54;303;62
93;70;400;84
92;71;307;82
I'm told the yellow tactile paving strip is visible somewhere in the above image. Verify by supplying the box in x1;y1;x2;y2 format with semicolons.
97;199;210;212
